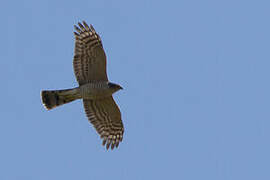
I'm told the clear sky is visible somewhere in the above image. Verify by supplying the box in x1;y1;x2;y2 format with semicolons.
1;0;270;179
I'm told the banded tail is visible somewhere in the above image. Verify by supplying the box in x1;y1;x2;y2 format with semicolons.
41;88;81;110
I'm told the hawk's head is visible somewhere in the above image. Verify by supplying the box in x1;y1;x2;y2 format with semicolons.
108;82;123;93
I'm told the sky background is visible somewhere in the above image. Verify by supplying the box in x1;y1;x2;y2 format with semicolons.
1;0;270;179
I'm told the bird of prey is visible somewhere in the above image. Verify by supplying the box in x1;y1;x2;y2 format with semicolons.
41;21;124;150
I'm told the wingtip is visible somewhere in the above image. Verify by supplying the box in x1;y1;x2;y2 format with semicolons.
74;25;81;33
78;22;85;30
82;21;90;30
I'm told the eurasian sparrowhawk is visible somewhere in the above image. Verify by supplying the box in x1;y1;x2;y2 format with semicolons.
41;21;124;150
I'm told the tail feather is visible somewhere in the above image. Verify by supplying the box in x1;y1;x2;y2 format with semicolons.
41;88;80;110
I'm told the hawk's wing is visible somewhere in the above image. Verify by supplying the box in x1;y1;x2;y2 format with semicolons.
73;21;108;85
83;97;124;150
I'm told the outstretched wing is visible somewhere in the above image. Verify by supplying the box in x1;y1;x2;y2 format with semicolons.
73;21;108;85
83;97;124;150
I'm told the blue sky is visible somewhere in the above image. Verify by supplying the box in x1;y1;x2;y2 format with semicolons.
1;0;270;179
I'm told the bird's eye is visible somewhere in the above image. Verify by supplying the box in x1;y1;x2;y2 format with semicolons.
108;82;116;88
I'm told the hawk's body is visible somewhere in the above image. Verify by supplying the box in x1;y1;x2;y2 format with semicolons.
41;21;124;150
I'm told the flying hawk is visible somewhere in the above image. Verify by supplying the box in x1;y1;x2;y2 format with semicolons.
41;21;124;150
